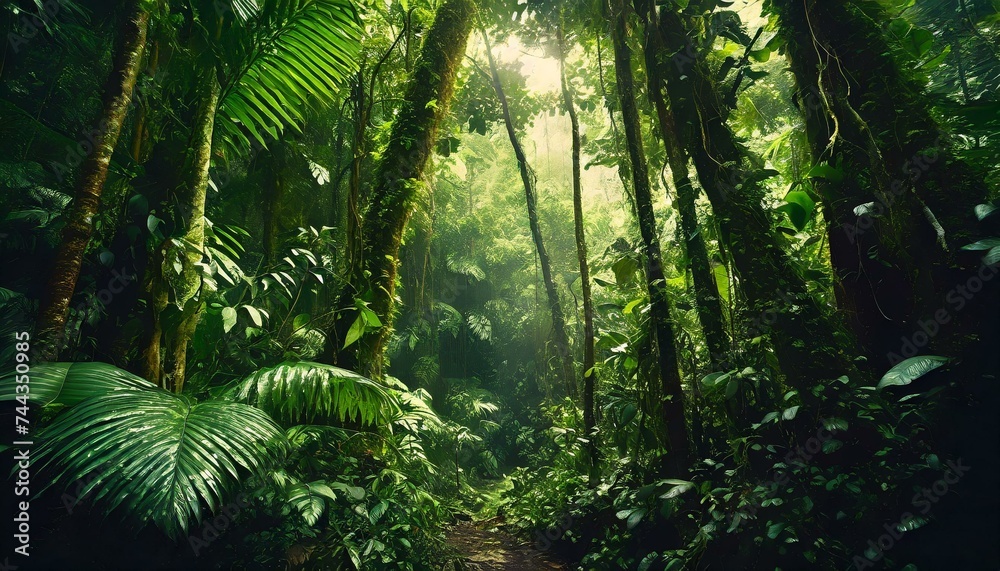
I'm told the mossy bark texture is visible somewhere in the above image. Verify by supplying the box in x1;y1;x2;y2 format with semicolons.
34;1;149;361
351;0;477;377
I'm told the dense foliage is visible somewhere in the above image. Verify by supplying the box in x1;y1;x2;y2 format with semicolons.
1;0;997;569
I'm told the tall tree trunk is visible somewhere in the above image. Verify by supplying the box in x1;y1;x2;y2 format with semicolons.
130;40;160;165
609;0;688;475
261;141;286;265
143;67;220;392
639;1;728;369
345;28;405;282
640;3;716;453
558;27;596;464
657;7;852;405
483;29;576;399
344;0;476;378
769;0;992;362
33;1;149;361
347;71;366;279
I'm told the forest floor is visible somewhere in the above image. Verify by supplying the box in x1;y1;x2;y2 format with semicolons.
445;521;568;571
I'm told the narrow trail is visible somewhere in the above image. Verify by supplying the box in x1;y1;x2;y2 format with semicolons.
445;521;569;571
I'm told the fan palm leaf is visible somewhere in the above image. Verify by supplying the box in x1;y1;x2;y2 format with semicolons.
234;361;401;426
35;389;289;540
0;361;158;407
284;479;338;525
393;388;443;429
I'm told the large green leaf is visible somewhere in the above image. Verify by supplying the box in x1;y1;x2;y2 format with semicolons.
984;246;1000;267
888;18;935;59
0;362;159;407
805;163;845;183
36;390;289;540
776;190;816;231
284;480;338;526
877;356;949;389
216;0;363;152
960;238;1000;251
234;361;401;426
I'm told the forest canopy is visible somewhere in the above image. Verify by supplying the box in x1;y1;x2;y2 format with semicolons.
0;0;998;569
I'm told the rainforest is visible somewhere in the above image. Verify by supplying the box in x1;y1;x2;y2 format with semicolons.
1;0;998;569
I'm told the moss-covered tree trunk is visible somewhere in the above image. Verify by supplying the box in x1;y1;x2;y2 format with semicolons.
33;1;149;361
610;0;689;475
638;1;717;456
346;0;476;378
639;1;727;369
658;7;852;405
484;30;576;398
142;67;219;392
559;27;596;464
770;0;992;362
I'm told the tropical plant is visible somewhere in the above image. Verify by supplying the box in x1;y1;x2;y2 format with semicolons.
1;0;997;568
34;382;289;539
0;361;157;406
212;0;363;154
233;360;402;426
8;359;413;545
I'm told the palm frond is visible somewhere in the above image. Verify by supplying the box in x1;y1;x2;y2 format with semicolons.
411;356;440;386
286;424;350;448
216;0;362;153
0;362;158;407
435;302;463;337
392;388;444;429
447;387;500;420
446;254;486;280
229;0;261;20
234;360;401;426
36;390;289;540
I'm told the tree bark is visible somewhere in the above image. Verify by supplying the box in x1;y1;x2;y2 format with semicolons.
346;0;476;378
769;0;992;362
639;1;728;369
33;1;149;361
657;7;852;405
143;67;220;392
483;29;577;399
609;0;689;475
558;27;596;464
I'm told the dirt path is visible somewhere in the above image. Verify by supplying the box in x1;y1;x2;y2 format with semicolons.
445;521;569;571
